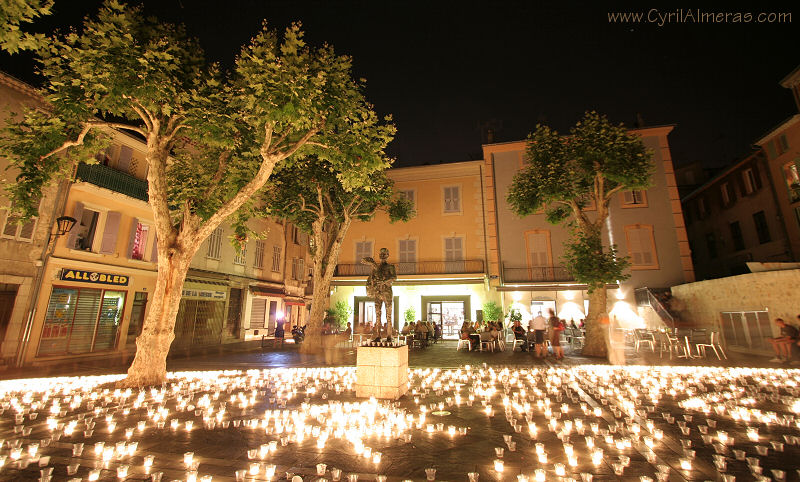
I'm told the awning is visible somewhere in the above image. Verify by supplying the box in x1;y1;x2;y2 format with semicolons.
250;285;286;297
284;300;307;306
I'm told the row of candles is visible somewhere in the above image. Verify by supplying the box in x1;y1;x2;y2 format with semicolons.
0;365;799;480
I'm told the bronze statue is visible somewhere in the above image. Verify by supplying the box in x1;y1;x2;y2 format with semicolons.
361;248;397;338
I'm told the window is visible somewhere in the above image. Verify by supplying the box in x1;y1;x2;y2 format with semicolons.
291;224;305;245
254;241;265;269
71;207;100;251
705;233;717;259
355;240;373;261
778;134;790;154
525;230;551;267
399;189;416;209
621;190;647;208
126;292;148;346
753;211;771;244
742;169;757;195
729;221;745;251
271;245;281;272
233;242;247;265
398;239;417;274
697;197;707;219
207;227;223;259
443;186;461;214
291;258;305;281
785;161;800;203
1;203;37;242
444;236;464;272
720;182;731;206
129;221;150;260
624;225;659;269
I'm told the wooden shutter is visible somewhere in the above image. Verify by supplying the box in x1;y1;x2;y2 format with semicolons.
66;202;84;249
150;235;158;263
526;232;550;267
100;211;121;254
623;191;633;205
117;146;133;173
628;227;654;266
249;298;266;329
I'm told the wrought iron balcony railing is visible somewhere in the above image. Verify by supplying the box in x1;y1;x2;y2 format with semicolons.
502;265;574;283
335;259;485;276
75;162;149;201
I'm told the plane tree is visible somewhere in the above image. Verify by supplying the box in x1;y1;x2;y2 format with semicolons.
506;111;650;357
0;0;393;386
261;156;414;351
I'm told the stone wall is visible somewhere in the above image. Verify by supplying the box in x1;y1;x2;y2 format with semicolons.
670;268;800;336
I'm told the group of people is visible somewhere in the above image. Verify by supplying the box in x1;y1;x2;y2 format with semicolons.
459;320;504;351
401;320;442;344
509;309;571;359
768;315;800;363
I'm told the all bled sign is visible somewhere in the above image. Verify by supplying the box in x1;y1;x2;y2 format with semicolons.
60;269;129;286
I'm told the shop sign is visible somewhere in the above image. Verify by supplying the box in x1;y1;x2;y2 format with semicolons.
60;269;129;286
182;288;226;301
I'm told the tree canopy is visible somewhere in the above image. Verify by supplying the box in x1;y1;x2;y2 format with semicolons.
0;0;395;385
0;0;53;53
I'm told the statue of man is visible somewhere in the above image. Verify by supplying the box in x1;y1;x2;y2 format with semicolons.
361;248;397;338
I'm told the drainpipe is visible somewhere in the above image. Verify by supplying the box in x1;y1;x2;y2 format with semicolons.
15;178;72;367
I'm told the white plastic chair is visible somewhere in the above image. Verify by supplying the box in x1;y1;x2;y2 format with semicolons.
456;339;471;351
695;331;727;360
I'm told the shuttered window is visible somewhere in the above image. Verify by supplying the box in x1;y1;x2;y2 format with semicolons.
525;231;551;267
398;239;416;274
355;241;373;261
444;237;464;273
207;227;223;259
127;218;150;259
254;241;265;268
233;242;247;265
271;246;281;272
443;186;461;213
625;225;659;269
117;145;133;174
621;190;647;207
250;298;266;329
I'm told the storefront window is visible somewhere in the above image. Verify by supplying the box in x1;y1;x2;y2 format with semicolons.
126;292;148;346
38;287;125;356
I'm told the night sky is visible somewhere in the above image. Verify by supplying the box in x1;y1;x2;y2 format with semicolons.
2;1;798;168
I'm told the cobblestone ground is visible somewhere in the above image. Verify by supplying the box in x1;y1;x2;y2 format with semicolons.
0;340;799;481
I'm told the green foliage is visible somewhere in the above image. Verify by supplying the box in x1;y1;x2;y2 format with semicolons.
0;0;53;53
507;111;652;220
482;301;503;322
562;231;630;293
403;306;416;324
332;300;353;329
507;309;522;324
506;111;648;290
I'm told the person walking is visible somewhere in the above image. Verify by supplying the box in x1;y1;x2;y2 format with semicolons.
548;309;564;360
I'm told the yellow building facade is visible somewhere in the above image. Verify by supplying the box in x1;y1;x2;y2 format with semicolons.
329;161;496;338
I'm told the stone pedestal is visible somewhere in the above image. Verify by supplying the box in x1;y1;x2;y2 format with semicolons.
355;345;409;400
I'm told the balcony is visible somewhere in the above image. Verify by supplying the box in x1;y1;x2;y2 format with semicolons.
75;163;149;201
334;259;485;276
502;265;575;283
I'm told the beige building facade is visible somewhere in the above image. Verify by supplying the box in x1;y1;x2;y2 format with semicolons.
329;161;494;339
483;126;694;326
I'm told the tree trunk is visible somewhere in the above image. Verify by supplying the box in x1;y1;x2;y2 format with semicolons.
117;248;193;387
581;287;608;358
302;218;350;354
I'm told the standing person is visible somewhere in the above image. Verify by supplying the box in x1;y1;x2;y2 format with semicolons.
532;311;547;358
548;309;564;360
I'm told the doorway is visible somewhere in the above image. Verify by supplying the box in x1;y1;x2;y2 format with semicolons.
427;301;464;339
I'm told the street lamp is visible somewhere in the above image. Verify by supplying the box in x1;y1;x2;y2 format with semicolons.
54;216;76;237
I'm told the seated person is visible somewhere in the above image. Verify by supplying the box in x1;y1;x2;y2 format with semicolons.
342;322;352;338
433;323;442;341
489;322;500;341
512;320;527;351
770;318;798;362
401;322;412;335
